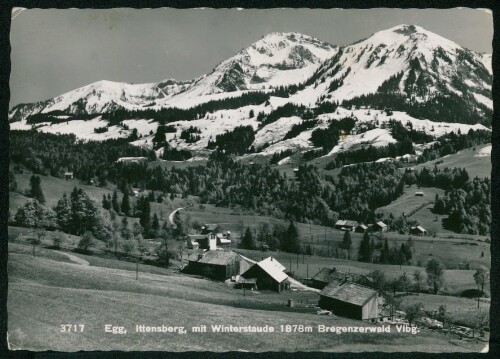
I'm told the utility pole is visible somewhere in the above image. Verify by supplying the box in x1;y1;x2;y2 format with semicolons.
136;258;139;280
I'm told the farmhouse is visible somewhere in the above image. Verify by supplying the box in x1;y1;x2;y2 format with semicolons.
415;191;425;197
186;250;241;281
410;225;427;236
310;267;374;290
319;281;381;321
64;172;74;180
355;224;368;233
187;223;231;250
371;221;387;232
116;156;148;165
335;220;358;231
201;224;224;235
186;232;231;250
242;257;289;292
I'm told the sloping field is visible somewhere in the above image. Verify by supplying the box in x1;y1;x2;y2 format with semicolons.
377;185;445;219
7;250;480;352
12;174;117;210
409;144;491;179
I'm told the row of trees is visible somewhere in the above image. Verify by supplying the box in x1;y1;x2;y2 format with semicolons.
358;232;414;265
239;221;303;254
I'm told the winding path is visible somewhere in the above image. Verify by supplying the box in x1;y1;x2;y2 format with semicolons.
168;207;184;225
57;251;90;266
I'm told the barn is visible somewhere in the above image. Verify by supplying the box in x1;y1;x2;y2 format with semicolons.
319;281;381;321
201;224;224;235
186;250;241;281
371;221;388;232
410;225;427;236
355;224;368;233
64;172;74;180
242;257;289;292
116;156;148;165
335;220;359;231
310;267;374;290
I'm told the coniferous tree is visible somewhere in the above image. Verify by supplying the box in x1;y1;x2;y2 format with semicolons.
152;213;160;235
139;199;151;236
340;230;352;259
102;194;111;210
285;221;302;254
358;231;373;262
112;190;120;212
29;175;45;204
240;227;256;250
121;191;131;216
9;170;17;191
380;238;390;263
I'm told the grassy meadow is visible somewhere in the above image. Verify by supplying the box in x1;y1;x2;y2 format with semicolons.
8;244;485;352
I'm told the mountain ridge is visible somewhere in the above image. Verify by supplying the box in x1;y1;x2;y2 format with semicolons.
9;24;492;162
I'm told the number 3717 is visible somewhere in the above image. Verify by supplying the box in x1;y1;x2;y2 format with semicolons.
60;324;85;332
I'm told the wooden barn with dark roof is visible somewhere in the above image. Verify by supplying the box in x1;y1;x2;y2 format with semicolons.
310;267;374;290
319;281;381;321
242;257;289;293
186;250;241;281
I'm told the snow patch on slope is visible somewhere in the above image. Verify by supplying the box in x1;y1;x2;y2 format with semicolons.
253;116;302;149
473;93;493;109
328;128;397;155
475;145;491;157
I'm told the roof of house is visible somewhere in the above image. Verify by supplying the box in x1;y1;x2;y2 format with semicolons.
187;234;207;240
239;254;257;265
312;267;372;285
244;257;287;283
203;224;222;231
411;226;427;232
196;250;238;266
320;282;379;307
335;220;358;227
117;156;148;162
259;256;286;272
187;249;206;261
356;224;368;229
375;221;387;228
64;172;73;175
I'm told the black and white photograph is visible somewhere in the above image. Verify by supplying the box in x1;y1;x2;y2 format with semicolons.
5;6;493;353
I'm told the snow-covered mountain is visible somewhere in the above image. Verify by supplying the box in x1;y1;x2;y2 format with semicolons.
291;25;492;117
8;78;192;123
162;32;337;107
9;32;336;121
9;25;492;161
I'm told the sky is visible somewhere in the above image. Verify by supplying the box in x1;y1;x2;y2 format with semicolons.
9;7;493;108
